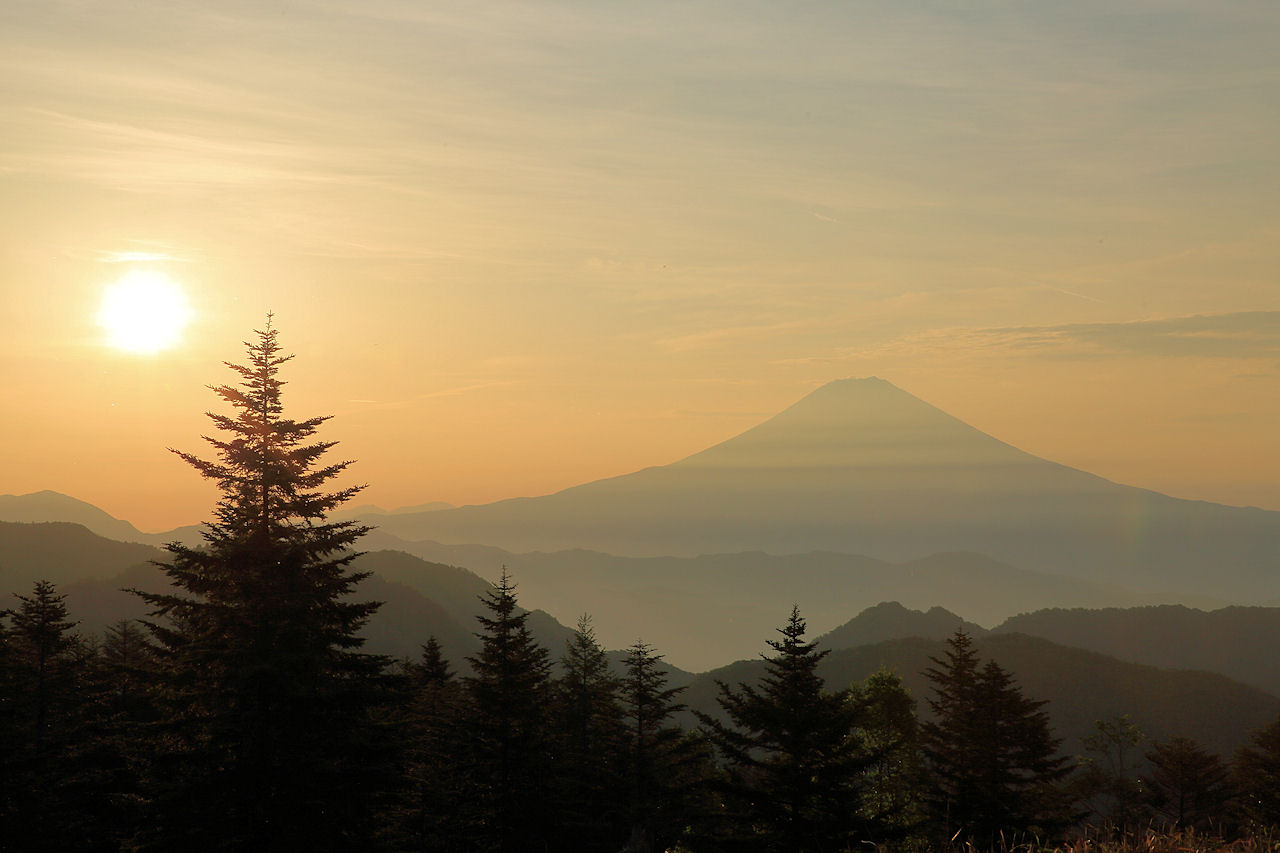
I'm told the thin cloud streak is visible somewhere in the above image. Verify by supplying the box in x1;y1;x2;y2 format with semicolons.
880;311;1280;362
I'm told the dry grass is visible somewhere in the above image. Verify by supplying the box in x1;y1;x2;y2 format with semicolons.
867;827;1280;853
1048;829;1280;853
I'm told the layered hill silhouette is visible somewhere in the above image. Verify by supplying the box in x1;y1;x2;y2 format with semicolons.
349;378;1280;603
814;600;1280;701
993;605;1280;698
815;601;985;649
0;494;157;545
364;533;1169;670
5;520;1279;755
0;520;571;665
0;491;203;547
682;633;1280;758
0;521;162;586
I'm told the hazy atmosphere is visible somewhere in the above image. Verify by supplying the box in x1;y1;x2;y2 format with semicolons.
7;5;1280;851
3;0;1279;531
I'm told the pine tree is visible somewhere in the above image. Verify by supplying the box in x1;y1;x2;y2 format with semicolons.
619;640;708;853
398;636;469;853
1075;715;1148;835
99;619;157;723
133;318;396;851
0;581;93;850
553;616;627;853
462;568;555;852
920;628;983;840
700;606;871;853
1143;736;1232;832
1236;714;1280;829
78;619;158;850
921;632;1073;847
852;668;926;840
0;604;17;842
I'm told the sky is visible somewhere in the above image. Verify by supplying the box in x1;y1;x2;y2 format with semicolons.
2;0;1278;532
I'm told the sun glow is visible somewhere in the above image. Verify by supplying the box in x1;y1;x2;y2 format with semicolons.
98;269;193;353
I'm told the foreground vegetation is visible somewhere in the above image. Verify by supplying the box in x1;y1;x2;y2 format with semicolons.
3;322;1279;852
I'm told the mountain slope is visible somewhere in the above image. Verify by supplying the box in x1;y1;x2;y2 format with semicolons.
0;491;204;547
360;531;1179;671
0;521;567;665
994;605;1280;698
0;493;153;544
359;378;1280;602
816;601;986;649
681;634;1280;758
0;521;163;586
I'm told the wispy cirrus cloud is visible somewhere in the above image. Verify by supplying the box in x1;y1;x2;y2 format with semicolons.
794;310;1280;366
977;311;1280;359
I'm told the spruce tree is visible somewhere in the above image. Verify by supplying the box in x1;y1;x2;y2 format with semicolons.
1236;714;1280;829
133;319;396;851
619;640;709;853
398;636;469;853
920;628;983;839
462;568;555;852
921;632;1073;847
0;603;16;842
1075;715;1148;835
852;668;926;840
700;606;871;852
82;619;158;850
554;616;627;853
1143;736;1232;832
0;581;105;851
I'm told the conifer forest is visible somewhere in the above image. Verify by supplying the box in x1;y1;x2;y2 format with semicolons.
4;325;1280;853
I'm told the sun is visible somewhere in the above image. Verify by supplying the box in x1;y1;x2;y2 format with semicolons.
98;269;194;353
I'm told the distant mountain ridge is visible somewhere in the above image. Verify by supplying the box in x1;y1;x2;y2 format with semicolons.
0;491;204;547
993;605;1280;698
9;378;1279;607
360;531;1187;671
809;600;1280;701
0;492;154;544
0;520;611;674
4;519;1278;752
346;378;1280;603
0;521;163;585
682;634;1280;758
815;601;985;649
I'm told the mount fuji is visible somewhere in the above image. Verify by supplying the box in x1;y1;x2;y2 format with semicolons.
363;377;1280;602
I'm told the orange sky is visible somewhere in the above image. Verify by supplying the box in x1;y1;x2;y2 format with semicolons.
2;1;1279;532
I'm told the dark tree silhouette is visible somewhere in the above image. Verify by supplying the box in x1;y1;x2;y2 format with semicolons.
618;640;710;853
1143;735;1232;832
0;581;101;851
700;606;871;852
133;319;397;851
1236;714;1280;829
553;616;627;853
397;636;469;852
852;668;926;840
921;631;1073;847
1074;714;1148;836
462;568;555;852
10;581;77;755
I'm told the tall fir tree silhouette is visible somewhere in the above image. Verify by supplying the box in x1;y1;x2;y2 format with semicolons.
462;568;555;852
699;606;872;852
1143;736;1232;832
0;581;87;850
921;631;1072;846
619;640;711;853
134;318;396;851
553;616;627;853
1236;714;1280;829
